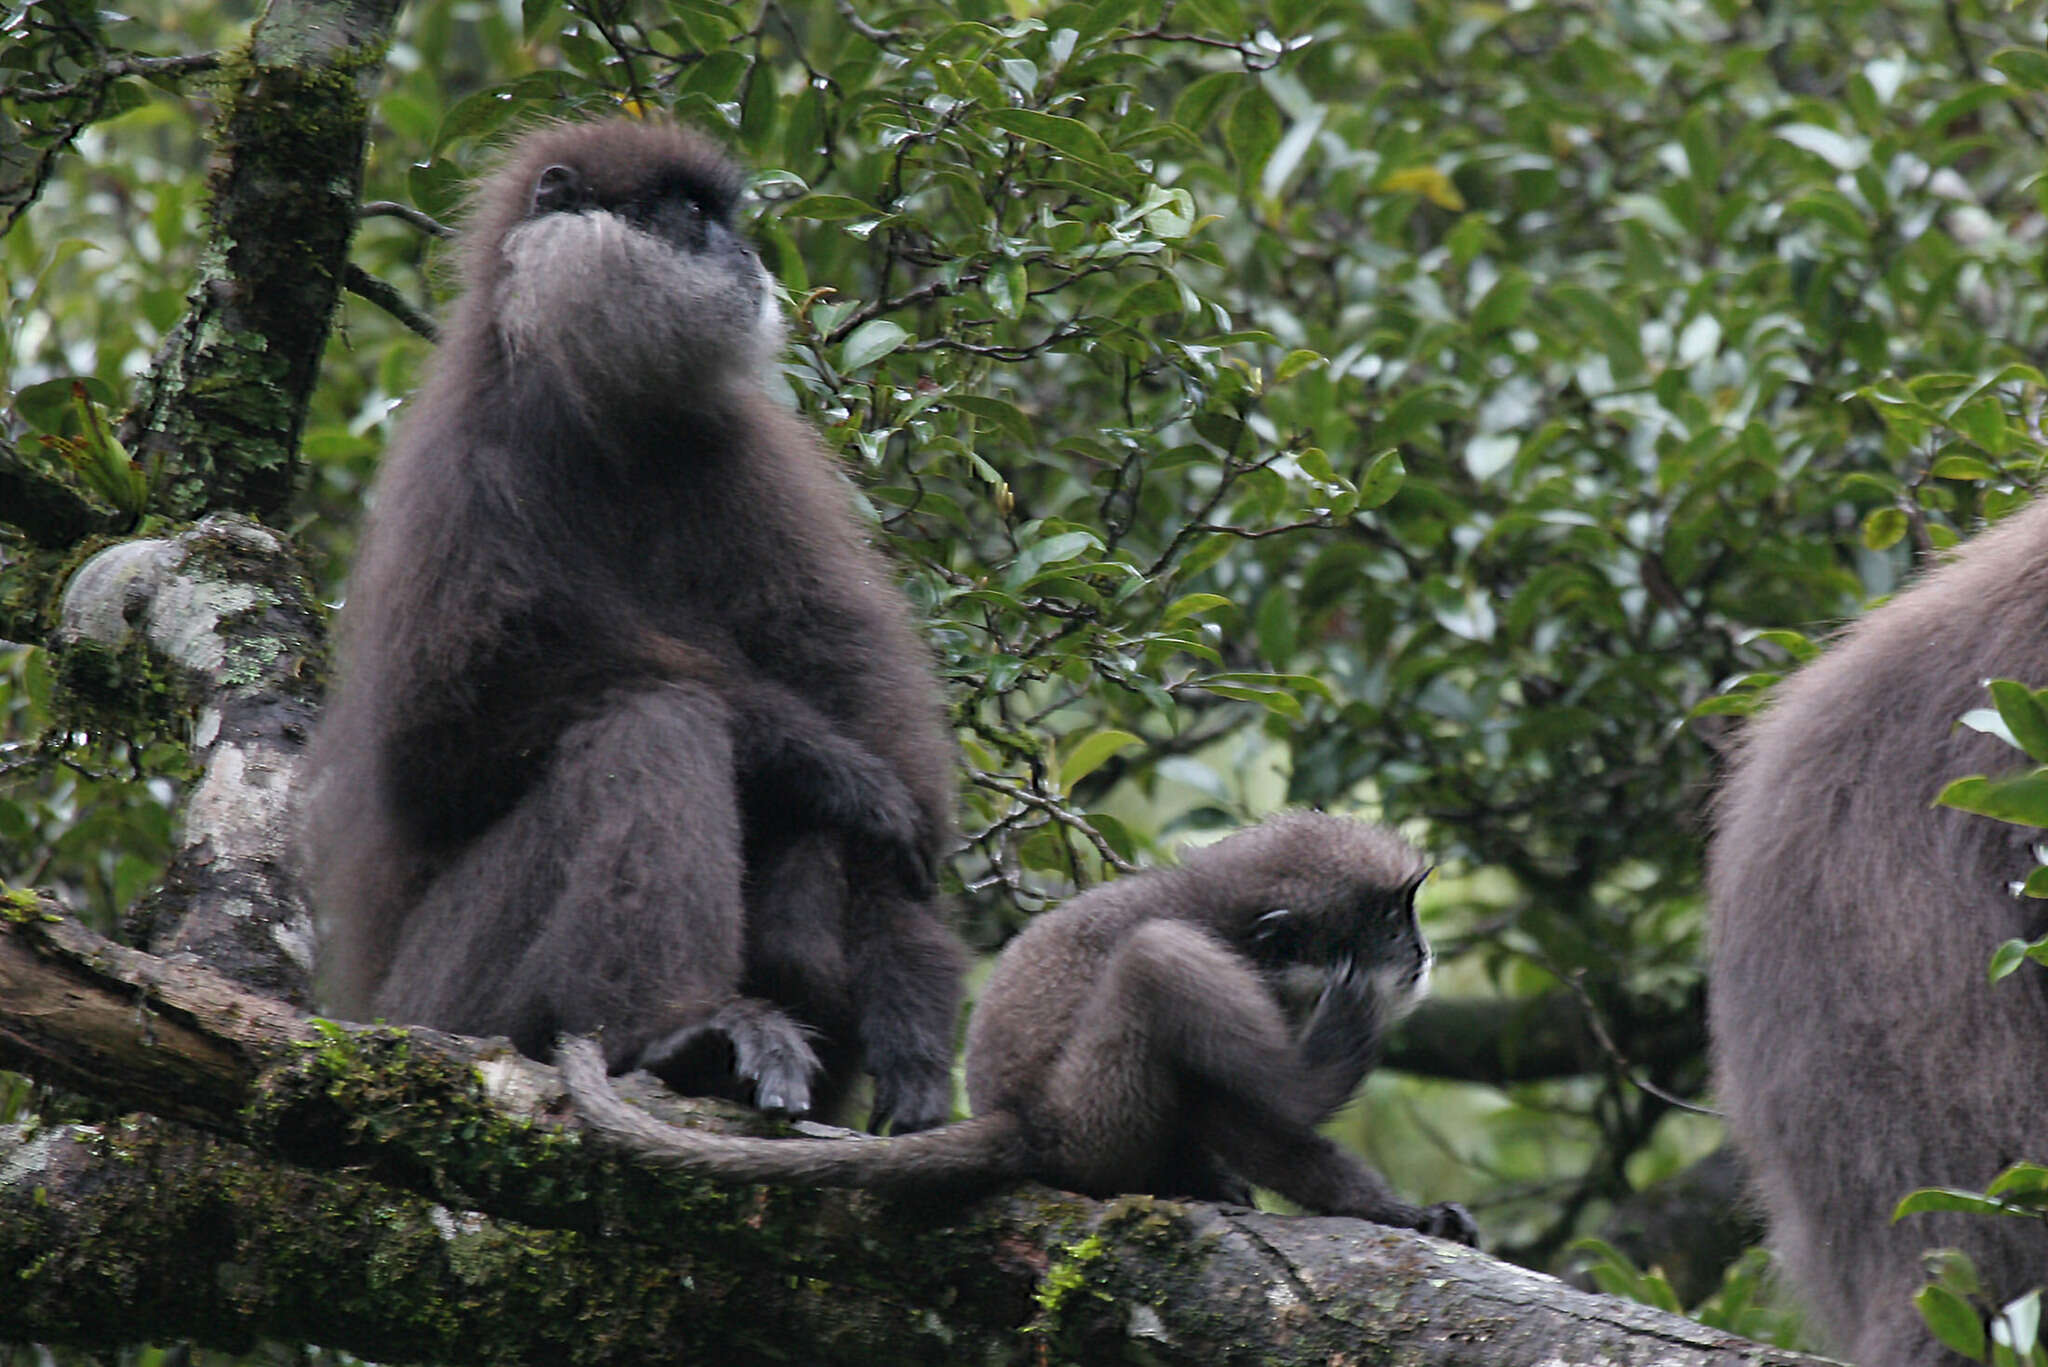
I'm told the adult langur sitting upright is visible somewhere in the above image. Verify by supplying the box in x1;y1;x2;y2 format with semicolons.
305;119;964;1132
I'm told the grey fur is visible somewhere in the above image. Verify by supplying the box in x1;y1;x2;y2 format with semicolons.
304;119;964;1130
567;811;1478;1242
1710;498;2048;1367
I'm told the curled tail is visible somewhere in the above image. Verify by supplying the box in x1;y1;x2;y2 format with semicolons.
559;1036;1027;1189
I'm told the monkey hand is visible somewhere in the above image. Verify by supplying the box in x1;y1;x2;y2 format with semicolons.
817;751;938;899
1416;1201;1479;1246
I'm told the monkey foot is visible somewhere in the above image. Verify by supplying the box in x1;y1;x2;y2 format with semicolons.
865;1062;951;1135
637;999;822;1118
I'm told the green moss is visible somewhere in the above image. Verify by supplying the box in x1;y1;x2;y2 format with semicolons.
1034;1232;1109;1320
52;628;191;734
0;887;54;921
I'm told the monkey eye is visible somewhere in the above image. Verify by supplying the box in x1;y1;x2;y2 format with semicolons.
1252;907;1293;943
532;164;587;215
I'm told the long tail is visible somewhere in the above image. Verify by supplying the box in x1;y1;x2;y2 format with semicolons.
559;1036;1027;1189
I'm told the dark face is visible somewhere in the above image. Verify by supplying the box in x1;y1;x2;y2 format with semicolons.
527;158;750;259
1249;876;1433;993
488;127;782;403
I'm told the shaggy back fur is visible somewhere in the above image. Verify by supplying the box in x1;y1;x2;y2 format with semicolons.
1710;498;2048;1367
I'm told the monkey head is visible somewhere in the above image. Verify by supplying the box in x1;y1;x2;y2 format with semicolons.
1192;812;1437;1016
461;120;785;415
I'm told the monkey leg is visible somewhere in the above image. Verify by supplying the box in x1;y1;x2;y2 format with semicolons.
846;884;966;1134
743;830;964;1133
739;829;858;1121
374;684;819;1112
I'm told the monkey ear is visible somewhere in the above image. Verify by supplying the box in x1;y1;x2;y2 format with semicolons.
1400;867;1434;906
532;164;587;214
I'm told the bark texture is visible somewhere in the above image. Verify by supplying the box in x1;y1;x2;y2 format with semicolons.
52;515;324;1004
0;906;1833;1367
117;0;403;521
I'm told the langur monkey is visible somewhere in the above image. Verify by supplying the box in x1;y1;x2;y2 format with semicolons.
305;119;964;1130
1710;498;2048;1367
565;811;1478;1243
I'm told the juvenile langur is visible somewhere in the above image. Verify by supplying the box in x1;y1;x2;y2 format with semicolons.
305;120;964;1129
1710;498;2048;1367
565;811;1478;1242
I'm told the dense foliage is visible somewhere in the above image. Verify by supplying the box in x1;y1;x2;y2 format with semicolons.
9;0;2048;1347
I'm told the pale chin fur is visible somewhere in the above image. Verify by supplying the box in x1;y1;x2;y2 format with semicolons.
495;209;781;407
1372;946;1432;1025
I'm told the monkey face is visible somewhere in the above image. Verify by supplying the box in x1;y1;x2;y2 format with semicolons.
1251;877;1435;1017
486;125;784;412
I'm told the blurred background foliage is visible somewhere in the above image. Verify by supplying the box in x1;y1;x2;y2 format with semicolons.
8;0;2048;1348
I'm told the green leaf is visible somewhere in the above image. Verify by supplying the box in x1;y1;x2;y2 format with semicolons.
1776;122;1868;170
1988;1164;2048;1199
1471;269;1533;336
954;396;1036;447
840;320;910;372
782;194;879;222
1991;938;2033;981
1936;770;2048;827
987;259;1028;321
1273;349;1325;383
1989;681;2048;762
1784;189;1873;241
13;376;115;435
1172;70;1243;134
1916;1285;1988;1362
1746;628;1820;663
986;110;1113;167
1058;730;1144;790
1916;1188;2013;1232
1005;530;1101;586
1356;450;1405;509
1933;454;1999;481
1161;593;1233;626
1225;84;1283;183
1992;48;2048;93
1952;397;2011;457
1863;507;1908;550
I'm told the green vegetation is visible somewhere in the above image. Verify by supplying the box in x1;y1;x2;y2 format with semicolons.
9;0;2048;1354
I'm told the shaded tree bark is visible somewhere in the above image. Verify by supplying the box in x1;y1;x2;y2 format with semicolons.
0;906;1829;1367
118;0;404;523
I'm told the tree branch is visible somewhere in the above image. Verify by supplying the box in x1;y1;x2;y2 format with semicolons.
0;906;1827;1367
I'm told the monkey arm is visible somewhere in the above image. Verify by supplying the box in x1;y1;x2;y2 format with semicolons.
725;680;937;897
1294;963;1401;1122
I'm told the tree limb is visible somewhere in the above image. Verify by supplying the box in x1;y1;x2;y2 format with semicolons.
0;906;1829;1367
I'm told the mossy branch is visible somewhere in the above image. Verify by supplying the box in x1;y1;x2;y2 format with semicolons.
0;904;1828;1367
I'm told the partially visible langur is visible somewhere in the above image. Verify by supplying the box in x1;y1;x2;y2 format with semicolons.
1710;499;2048;1367
566;812;1478;1243
305;120;965;1129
